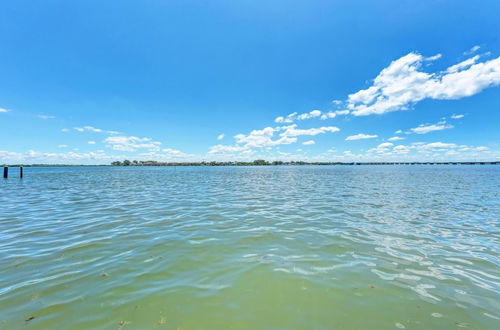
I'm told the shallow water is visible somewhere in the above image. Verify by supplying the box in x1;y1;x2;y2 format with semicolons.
1;165;499;329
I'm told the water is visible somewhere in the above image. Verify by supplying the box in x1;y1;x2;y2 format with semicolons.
1;166;499;329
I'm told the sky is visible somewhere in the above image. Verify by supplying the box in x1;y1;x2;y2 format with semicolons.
1;0;500;164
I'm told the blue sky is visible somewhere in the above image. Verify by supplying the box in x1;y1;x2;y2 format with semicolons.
1;0;499;164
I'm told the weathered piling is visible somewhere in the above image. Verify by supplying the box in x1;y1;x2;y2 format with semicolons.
3;166;7;179
20;167;23;179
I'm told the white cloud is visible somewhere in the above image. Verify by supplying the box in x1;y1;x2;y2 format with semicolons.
335;110;350;115
393;145;410;154
320;112;336;120
446;55;480;74
280;124;340;137
365;142;395;154
0;108;9;113
345;133;378;141
378;142;393;148
465;45;480;55
347;52;500;116
58;144;68;148
208;144;247;154
426;54;442;61
75;126;102;133
451;114;464;119
395;130;403;134
104;136;162;152
388;136;405;141
275;112;297;123
163;148;187;156
217;133;225;140
302;140;315;145
88;141;96;145
38;114;55;120
137;149;193;161
213;124;339;153
74;126;120;135
297;110;322;120
275;105;350;123
61;128;70;132
275;110;323;123
234;126;297;148
0;149;123;165
417;142;457;150
410;122;453;134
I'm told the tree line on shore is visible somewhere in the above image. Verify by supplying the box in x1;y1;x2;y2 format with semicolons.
110;160;499;166
111;160;310;166
2;161;498;167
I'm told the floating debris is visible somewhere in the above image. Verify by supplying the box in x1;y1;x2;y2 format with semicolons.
118;320;129;329
157;317;167;325
101;272;110;278
395;322;406;329
25;316;35;322
455;322;469;328
431;313;443;318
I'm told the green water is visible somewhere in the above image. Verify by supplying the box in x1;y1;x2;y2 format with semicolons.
1;166;499;329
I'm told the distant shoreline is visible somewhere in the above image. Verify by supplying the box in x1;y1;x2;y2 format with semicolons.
2;161;499;167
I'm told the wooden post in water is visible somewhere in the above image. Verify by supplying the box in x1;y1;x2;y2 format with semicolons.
20;167;23;179
3;166;7;179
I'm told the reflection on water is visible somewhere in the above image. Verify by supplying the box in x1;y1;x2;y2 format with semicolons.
1;166;499;329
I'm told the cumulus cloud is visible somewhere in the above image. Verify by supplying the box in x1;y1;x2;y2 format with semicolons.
298;110;322;120
320;112;335;120
74;126;120;135
208;145;247;154
347;52;500;116
415;142;457;150
88;141;96;145
217;133;225;140
393;145;410;154
0;108;9;113
345;133;378;141
319;110;350;120
465;45;480;55
210;123;339;154
58;144;68;148
0;149;122;164
234;127;297;148
302;140;315;145
388;136;405;141
275;110;322;123
104;136;162;152
446;55;480;74
280;124;340;137
451;114;464;119
275;112;298;123
410;122;453;134
275;109;349;123
140;148;191;159
367;142;394;154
